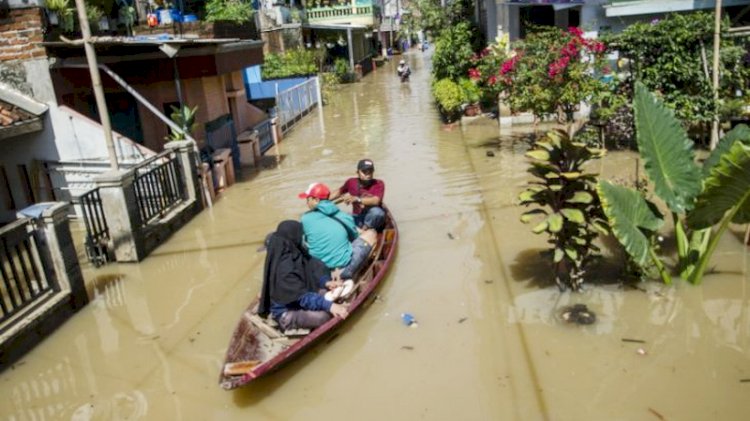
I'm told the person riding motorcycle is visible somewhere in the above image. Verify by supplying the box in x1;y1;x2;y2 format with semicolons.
396;60;411;82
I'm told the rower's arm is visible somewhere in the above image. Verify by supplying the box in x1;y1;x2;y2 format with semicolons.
358;195;380;207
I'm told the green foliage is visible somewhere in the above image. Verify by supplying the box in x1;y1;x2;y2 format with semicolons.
498;26;610;123
467;35;510;106
702;124;750;176
458;78;480;104
605;12;750;126
85;3;104;29
118;0;136;34
431;22;477;82
205;0;255;23
319;72;339;105
46;0;75;32
167;105;198;141
401;0;475;38
333;58;350;82
431;78;463;122
597;180;668;283
633;82;702;214
261;49;318;79
599;86;750;285
519;129;608;291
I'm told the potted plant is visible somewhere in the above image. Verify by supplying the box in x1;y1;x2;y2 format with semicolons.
459;78;481;116
45;0;75;33
85;3;105;31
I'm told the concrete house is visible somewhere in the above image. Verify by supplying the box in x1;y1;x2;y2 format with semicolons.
482;0;750;44
0;0;269;225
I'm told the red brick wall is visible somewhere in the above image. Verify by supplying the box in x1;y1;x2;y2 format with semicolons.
0;8;46;62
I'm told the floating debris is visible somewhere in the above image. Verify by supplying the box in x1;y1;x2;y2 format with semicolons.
740;379;750;383
486;150;496;157
401;313;418;327
401;346;414;351
636;348;647;355
484;279;494;284
621;338;646;344
648;407;665;420
458;317;468;324
447;233;455;240
560;304;596;325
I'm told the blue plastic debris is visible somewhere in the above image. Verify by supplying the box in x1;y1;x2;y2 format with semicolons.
401;313;417;327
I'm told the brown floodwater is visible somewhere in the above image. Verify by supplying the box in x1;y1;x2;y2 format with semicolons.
2;50;749;420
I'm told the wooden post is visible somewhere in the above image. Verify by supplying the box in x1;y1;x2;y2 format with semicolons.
73;0;119;170
710;0;723;150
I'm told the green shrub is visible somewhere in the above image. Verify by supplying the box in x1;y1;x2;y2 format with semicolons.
432;78;463;122
604;12;750;127
205;0;255;23
431;22;477;81
320;72;339;105
261;49;318;79
519;128;608;291
458;78;481;104
333;58;350;82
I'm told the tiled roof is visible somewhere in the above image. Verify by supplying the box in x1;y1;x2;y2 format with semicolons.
0;100;34;127
0;84;47;139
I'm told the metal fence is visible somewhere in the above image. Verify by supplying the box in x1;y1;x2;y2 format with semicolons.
276;77;319;134
78;187;110;267
133;150;184;226
0;219;55;326
254;119;275;155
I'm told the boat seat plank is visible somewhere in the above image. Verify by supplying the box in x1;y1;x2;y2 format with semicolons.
248;314;283;339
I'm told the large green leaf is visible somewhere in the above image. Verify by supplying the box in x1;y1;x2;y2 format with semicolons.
634;82;702;213
687;142;750;229
598;180;664;266
702;124;750;177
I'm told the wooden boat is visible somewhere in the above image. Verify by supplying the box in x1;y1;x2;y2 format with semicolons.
219;210;398;390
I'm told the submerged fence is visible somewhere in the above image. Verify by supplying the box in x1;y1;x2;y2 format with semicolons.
78;187;109;267
276;77;319;134
133;150;184;226
0;219;54;326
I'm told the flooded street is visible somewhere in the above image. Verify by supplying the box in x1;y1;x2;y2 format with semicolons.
2;50;750;420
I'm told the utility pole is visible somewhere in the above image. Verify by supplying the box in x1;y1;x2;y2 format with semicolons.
710;0;722;150
73;0;119;170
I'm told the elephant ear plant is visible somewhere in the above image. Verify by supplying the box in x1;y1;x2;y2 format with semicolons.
519;128;609;291
598;82;750;285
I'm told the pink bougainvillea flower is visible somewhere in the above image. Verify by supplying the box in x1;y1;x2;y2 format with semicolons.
468;68;482;80
568;27;584;38
488;75;497;85
561;40;579;57
590;41;606;54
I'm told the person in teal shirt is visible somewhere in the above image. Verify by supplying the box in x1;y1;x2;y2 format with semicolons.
299;182;358;269
299;182;377;283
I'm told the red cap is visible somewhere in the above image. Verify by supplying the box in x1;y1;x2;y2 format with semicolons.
297;182;330;200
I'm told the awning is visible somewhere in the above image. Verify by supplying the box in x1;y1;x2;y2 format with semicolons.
501;1;584;11
605;0;750;17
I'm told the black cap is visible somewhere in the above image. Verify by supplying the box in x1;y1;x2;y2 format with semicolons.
357;159;375;172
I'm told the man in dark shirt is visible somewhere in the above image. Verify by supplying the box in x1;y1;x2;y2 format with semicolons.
330;159;386;231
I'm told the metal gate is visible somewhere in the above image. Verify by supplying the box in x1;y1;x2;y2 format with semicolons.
78;187;110;267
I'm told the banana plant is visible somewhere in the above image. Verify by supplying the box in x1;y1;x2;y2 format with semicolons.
598;82;750;284
519;128;609;291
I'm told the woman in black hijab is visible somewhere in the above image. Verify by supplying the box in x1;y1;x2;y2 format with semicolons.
258;220;349;332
